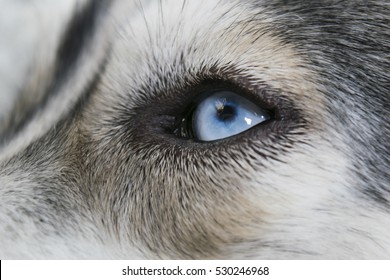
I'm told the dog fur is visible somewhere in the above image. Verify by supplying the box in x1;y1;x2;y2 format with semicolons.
0;0;389;259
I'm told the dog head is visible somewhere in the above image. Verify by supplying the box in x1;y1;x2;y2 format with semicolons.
0;0;389;259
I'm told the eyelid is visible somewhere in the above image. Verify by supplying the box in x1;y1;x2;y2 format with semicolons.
125;70;302;154
179;77;277;119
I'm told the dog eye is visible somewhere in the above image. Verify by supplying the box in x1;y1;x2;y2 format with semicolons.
184;91;271;141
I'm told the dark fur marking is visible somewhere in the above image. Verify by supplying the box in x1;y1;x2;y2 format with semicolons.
253;0;390;208
0;0;110;146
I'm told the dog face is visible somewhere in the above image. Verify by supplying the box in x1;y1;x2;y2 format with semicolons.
0;0;389;259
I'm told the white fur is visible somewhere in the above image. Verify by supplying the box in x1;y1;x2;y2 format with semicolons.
0;0;389;259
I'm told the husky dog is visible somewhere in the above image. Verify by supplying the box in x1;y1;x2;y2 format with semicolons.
0;0;389;259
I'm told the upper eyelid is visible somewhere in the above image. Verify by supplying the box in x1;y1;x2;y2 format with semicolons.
119;62;269;107
117;62;289;127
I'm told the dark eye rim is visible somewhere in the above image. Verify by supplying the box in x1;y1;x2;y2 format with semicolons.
125;70;305;151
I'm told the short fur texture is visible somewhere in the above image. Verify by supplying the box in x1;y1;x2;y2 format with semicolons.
0;0;389;259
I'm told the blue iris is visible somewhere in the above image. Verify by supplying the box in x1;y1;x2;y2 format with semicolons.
192;91;270;141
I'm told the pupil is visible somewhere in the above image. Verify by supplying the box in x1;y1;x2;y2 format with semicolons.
216;105;236;121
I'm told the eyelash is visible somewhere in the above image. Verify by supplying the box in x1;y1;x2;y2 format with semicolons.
124;70;301;151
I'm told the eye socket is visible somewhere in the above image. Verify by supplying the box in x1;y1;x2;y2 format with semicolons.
179;90;272;141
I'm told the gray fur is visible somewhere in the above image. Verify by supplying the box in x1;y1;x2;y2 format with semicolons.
0;0;389;259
